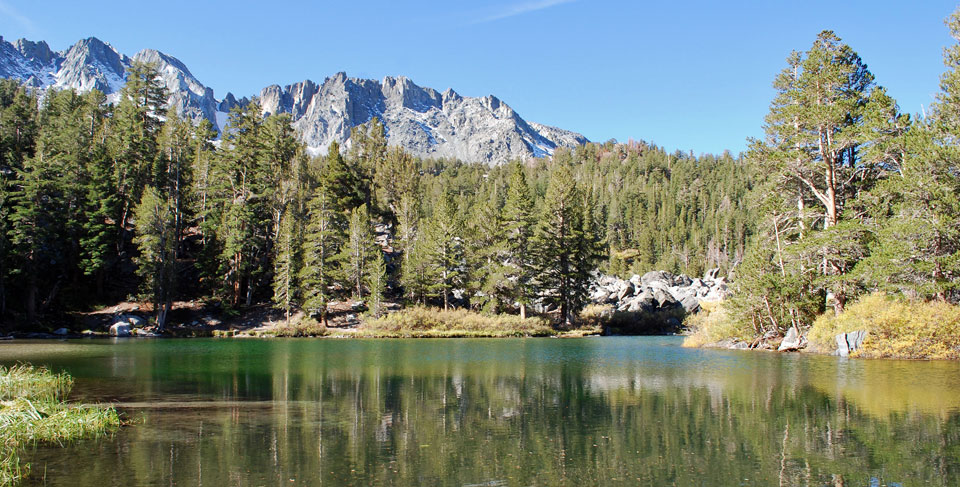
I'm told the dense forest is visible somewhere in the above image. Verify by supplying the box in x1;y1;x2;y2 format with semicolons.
0;62;752;331
2;11;958;343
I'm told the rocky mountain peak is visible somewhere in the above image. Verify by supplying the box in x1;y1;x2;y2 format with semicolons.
56;37;128;94
13;39;54;66
0;37;589;164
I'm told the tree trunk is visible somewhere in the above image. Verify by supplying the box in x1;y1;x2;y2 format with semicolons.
26;282;37;324
520;303;526;320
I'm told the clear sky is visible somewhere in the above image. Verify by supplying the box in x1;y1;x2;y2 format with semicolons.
1;0;957;155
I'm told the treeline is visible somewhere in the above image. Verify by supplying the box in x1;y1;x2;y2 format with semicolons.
0;62;754;330
721;18;960;338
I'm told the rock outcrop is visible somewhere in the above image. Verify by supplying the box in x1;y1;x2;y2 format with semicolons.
588;269;730;334
590;269;729;314
0;36;588;164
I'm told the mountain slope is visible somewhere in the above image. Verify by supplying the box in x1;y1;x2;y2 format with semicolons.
0;35;588;164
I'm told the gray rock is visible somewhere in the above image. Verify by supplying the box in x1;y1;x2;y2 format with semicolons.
109;322;131;337
846;330;867;352
615;281;634;301
652;288;678;308
122;315;146;327
778;327;804;351
835;333;849;357
680;295;701;314
641;271;674;286
705;268;721;280
673;274;693;287
835;330;867;357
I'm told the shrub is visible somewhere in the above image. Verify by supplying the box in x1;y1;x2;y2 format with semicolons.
682;300;750;347
361;307;555;337
808;293;960;359
274;317;327;337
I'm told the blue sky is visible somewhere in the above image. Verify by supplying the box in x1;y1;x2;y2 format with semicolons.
1;0;957;155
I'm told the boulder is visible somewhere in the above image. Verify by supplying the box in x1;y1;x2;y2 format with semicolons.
614;280;634;301
679;295;701;314
641;270;674;286
109;322;131;337
652;288;679;309
673;274;693;287
777;327;804;351
125;315;146;327
53;327;69;336
705;267;721;280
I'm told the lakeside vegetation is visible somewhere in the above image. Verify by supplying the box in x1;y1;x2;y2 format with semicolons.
682;10;960;355
0;365;120;485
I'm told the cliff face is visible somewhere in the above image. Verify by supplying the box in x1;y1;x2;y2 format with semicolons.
1;35;588;164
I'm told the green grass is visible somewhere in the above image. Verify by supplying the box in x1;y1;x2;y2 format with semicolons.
359;307;557;338
0;365;121;486
808;293;960;359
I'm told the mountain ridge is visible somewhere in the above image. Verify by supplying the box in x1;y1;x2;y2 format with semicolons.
0;35;588;164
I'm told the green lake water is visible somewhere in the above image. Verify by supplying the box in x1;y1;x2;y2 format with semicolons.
2;336;960;486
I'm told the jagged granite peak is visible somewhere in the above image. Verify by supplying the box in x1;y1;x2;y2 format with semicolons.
55;37;129;95
13;38;54;66
0;36;588;164
262;72;588;164
133;49;218;127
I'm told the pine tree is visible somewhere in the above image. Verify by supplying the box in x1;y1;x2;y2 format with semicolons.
466;182;507;313
301;185;346;325
111;61;167;250
501;162;535;318
367;248;387;317
272;206;300;321
133;186;177;330
321;141;365;213
423;191;464;310
339;203;376;301
531;165;599;326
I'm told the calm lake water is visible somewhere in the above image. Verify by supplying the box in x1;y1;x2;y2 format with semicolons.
3;336;960;486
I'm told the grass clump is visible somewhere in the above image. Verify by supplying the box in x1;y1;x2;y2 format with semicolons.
681;300;749;348
0;364;120;485
808;293;960;359
361;307;556;338
274;317;328;337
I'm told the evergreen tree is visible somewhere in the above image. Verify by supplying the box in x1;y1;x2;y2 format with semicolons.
321;141;365;213
272;206;300;321
532;165;599;326
301;185;346;325
133;186;177;330
367;248;387;317
111;61;167;248
466;182;507;313
339;203;376;301
423;191;464;310
501;162;536;318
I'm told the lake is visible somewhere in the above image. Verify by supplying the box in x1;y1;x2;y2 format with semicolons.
2;336;960;486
